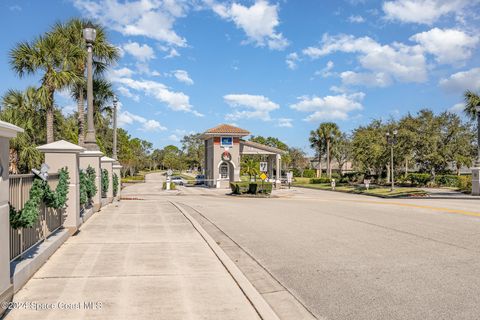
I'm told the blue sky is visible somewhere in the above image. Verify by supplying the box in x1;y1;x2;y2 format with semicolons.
1;0;479;153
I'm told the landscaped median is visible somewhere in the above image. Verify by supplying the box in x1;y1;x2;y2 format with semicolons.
294;183;429;198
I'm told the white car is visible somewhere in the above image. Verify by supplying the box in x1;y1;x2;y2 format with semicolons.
170;176;185;186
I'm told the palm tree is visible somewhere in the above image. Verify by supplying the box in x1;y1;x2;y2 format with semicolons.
10;32;82;143
0;87;43;173
464;90;480;121
52;19;119;146
242;159;259;181
318;122;341;178
309;128;323;177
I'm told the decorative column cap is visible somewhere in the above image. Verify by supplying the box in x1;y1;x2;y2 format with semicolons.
0;120;24;138
37;140;85;153
80;150;104;157
101;156;116;163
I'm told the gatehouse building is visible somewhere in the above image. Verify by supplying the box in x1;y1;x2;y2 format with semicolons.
201;124;286;188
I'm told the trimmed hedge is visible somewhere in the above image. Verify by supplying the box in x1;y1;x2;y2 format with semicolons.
230;182;273;195
162;182;176;190
311;177;331;184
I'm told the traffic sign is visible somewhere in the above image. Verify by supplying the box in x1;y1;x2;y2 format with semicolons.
167;169;173;176
260;172;268;181
260;161;268;172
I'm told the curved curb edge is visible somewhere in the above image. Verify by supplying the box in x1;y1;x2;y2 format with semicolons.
170;201;280;320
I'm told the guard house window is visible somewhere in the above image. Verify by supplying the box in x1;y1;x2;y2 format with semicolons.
220;162;228;179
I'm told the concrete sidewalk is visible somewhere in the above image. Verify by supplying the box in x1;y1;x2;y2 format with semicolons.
4;199;261;320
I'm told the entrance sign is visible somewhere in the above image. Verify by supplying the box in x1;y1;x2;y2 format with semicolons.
221;137;233;147
260;172;267;181
260;161;268;172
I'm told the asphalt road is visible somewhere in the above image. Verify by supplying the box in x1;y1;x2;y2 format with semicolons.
169;184;480;320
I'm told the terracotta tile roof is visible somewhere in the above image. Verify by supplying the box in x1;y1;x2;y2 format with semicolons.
204;124;250;135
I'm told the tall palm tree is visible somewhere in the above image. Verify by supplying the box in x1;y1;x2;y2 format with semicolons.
52;19;119;146
10;32;82;143
318;122;341;178
464;90;480;121
0;87;43;173
309;128;323;177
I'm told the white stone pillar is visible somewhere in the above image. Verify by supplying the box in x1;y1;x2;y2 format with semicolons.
472;168;480;196
112;163;122;201
276;154;281;184
0;121;23;317
101;157;115;203
79;151;103;212
37;140;85;235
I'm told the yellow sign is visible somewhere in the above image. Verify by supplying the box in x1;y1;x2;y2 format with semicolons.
260;173;268;181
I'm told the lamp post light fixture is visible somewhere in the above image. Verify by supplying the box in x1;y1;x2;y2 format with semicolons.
83;22;99;151
475;103;480;167
112;95;118;160
386;129;398;191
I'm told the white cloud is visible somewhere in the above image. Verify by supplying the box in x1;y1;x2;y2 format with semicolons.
223;94;280;121
209;0;288;50
348;15;365;23
449;102;465;114
286;52;300;70
72;0;188;46
340;71;392;87
122;42;155;62
172;70;194;85
109;71;203;116
410;28;478;65
9;5;21;11
439;68;480;93
165;48;180;59
110;67;135;78
303;33;427;85
315;60;335;78
118;110;167;132
117;86;140;102
382;0;473;25
168;134;181;141
61;104;77;116
277;118;293;128
290;92;364;121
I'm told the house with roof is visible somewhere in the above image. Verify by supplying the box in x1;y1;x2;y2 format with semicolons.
201;124;286;188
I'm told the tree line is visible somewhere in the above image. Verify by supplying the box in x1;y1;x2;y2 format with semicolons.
0;18;153;176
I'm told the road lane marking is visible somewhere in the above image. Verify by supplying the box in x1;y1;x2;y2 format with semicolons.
280;196;480;218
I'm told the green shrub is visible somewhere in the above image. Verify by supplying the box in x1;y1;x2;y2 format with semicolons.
339;172;364;184
85;166;97;200
435;175;459;187
113;173;119;197
457;175;471;192
310;177;331;184
79;170;88;206
101;169;109;198
406;173;431;187
302;169;316;178
230;182;272;195
162;182;176;190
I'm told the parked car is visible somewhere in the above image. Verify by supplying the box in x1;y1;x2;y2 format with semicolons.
195;175;205;185
170;176;185;186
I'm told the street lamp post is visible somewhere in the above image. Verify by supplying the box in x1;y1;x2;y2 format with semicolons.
475;103;480;167
112;95;118;160
83;22;98;151
386;130;397;191
472;103;480;196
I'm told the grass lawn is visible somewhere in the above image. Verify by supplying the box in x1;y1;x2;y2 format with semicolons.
295;183;429;198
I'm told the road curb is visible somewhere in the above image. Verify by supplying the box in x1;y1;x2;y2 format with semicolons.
170;201;280;320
